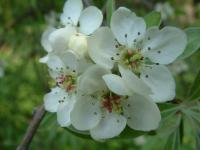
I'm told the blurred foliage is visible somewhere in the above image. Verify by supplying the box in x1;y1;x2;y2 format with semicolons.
0;0;200;149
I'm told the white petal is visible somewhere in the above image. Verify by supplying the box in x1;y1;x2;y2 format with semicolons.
141;65;175;102
111;7;146;47
44;87;68;112
79;6;103;35
60;0;83;26
57;95;76;127
88;27;117;69
59;51;78;72
119;65;152;96
39;55;49;63
142;26;187;64
49;26;76;52
90;113;127;140
71;95;102;130
46;54;65;71
78;65;110;95
103;74;131;96
41;27;55;52
122;94;161;131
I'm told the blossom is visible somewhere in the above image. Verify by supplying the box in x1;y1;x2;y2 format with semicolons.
40;0;103;63
71;65;161;140
43;52;79;126
44;87;76;127
88;7;187;102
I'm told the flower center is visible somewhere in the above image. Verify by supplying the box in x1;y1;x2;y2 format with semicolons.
101;93;122;113
56;74;76;93
68;33;88;57
117;46;145;75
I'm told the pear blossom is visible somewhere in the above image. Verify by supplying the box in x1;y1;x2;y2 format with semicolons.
71;65;161;140
40;0;103;63
88;7;187;103
44;87;76;127
43;52;80;126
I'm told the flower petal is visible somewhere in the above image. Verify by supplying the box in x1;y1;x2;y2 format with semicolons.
142;26;187;64
44;87;68;112
103;74;131;96
39;55;49;63
78;65;110;95
46;54;65;71
141;65;175;102
59;51;78;72
90;113;127;140
71;95;102;130
79;6;103;35
41;27;55;52
111;7;146;47
122;94;161;131
88;27;117;69
60;0;83;26
119;65;152;96
49;26;76;52
57;95;76;127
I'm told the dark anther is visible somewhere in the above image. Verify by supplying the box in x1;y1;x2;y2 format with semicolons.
157;51;161;54
156;63;159;65
117;119;120;123
145;75;149;78
73;70;76;72
111;57;114;60
94;112;97;115
115;45;119;48
116;53;120;56
68;17;71;19
133;39;136;42
127;104;131;107
148;47;151;50
148;37;150;40
125;34;128;38
138;32;141;35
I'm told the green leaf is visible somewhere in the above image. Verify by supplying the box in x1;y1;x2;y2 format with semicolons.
178;27;200;60
144;11;161;28
188;70;200;100
106;0;115;25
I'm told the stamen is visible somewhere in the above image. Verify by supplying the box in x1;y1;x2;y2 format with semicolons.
145;75;149;78
157;51;161;54
138;32;141;35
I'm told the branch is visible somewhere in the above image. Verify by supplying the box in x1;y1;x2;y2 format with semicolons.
17;105;46;150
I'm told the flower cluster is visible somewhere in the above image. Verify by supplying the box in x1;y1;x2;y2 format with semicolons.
40;0;187;140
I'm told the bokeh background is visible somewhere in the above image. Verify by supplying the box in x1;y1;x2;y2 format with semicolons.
0;0;200;149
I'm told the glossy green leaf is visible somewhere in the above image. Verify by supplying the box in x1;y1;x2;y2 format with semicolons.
144;11;161;28
106;0;115;25
178;27;200;60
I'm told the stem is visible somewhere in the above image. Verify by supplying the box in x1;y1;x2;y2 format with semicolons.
17;105;46;150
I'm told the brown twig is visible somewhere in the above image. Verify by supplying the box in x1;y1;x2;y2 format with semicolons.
17;105;46;150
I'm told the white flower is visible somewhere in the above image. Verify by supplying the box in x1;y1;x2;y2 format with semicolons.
71;65;161;140
43;52;79;126
88;7;187;102
40;0;103;63
44;87;76;127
